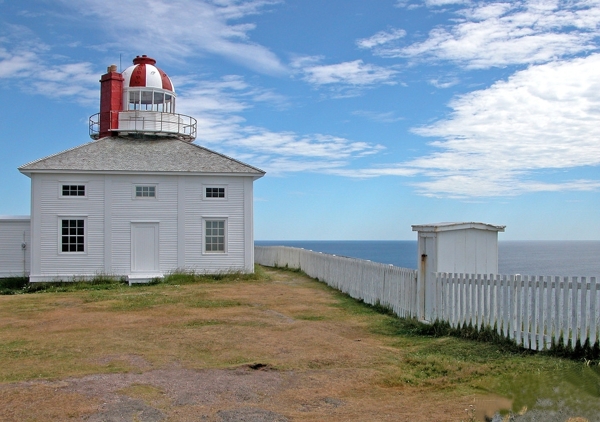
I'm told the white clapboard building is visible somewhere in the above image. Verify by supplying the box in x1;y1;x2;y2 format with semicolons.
0;216;31;278
9;55;264;282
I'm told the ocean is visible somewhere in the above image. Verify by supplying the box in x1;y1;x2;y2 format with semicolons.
254;240;600;277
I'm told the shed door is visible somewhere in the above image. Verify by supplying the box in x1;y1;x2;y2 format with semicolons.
131;223;159;272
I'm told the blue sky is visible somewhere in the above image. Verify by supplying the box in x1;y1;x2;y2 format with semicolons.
1;0;599;240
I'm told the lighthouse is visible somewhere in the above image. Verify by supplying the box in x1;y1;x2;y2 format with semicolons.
90;55;197;141
18;55;264;283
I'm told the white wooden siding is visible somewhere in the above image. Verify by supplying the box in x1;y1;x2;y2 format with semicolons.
109;175;179;275
0;217;31;277
29;172;254;281
436;229;499;274
32;174;105;280
243;178;254;272
184;176;249;273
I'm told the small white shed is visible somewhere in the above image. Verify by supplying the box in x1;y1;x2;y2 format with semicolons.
411;222;505;321
0;216;31;277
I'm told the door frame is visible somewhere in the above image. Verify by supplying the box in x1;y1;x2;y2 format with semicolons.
130;222;159;273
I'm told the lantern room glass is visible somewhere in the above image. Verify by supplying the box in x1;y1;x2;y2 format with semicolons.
126;89;175;113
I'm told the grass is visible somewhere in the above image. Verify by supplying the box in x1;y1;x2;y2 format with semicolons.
273;270;600;416
0;276;29;294
317;283;600;416
158;266;268;285
0;265;599;420
0;266;268;296
0;274;128;295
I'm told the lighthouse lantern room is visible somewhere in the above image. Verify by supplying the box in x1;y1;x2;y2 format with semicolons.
89;55;197;141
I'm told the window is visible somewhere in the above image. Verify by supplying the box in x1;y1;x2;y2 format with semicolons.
205;187;225;198
62;185;85;197
61;219;85;252
127;89;174;113
205;220;225;252
135;185;156;198
204;185;227;200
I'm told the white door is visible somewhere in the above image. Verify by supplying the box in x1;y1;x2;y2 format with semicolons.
131;223;159;272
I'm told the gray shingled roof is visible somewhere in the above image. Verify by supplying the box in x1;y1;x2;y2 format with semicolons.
19;137;265;176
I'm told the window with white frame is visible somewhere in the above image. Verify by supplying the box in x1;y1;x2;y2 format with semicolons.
61;219;85;252
204;220;226;252
135;185;156;198
62;184;86;197
204;186;226;199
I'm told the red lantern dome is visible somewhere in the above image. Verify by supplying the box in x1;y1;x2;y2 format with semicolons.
122;55;174;92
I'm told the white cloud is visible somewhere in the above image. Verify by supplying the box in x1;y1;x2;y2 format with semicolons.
375;0;600;68
0;48;37;78
0;46;98;103
326;166;419;178
395;0;469;9
252;157;350;175
428;77;459;88
398;54;600;197
234;131;384;158
424;0;469;5
177;75;253;116
292;57;398;86
176;75;386;173
352;110;404;123
356;29;406;49
59;0;286;75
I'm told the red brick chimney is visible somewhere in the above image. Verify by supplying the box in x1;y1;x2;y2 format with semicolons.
98;64;124;139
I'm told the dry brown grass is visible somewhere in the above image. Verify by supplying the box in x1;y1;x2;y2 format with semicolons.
0;267;594;421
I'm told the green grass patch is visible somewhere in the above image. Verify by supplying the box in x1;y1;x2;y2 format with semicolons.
158;265;268;285
1;275;128;295
294;314;327;321
82;288;244;311
183;319;226;327
187;298;243;308
0;277;29;294
0;340;42;359
108;292;182;311
0;265;269;296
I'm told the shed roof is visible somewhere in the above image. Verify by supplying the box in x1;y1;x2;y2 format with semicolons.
19;137;265;176
0;216;30;221
411;222;505;233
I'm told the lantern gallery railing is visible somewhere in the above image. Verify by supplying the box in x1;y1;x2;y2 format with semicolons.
89;111;197;142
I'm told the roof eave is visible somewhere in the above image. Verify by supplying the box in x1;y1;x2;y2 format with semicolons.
18;168;265;178
411;222;506;233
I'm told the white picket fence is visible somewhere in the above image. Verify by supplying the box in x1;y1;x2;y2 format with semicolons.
255;246;600;352
254;246;419;318
435;273;599;351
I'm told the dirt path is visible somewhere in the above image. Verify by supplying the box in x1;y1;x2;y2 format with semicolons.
2;364;474;421
0;268;498;421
